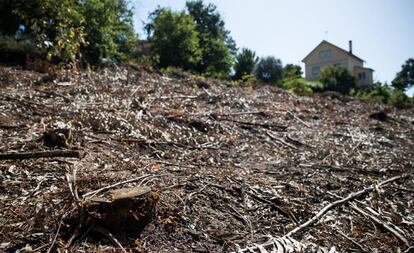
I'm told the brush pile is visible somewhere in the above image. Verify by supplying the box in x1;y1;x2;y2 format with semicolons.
0;65;413;252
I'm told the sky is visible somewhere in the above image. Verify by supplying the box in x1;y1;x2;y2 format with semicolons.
132;0;414;95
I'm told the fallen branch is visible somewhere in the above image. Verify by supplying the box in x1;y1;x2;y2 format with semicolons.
285;174;407;237
350;203;410;246
233;236;334;253
191;110;268;117
220;118;287;131
266;131;298;150
284;109;310;128
0;150;83;160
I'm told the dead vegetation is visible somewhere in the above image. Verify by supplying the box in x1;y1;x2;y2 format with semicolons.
0;65;413;252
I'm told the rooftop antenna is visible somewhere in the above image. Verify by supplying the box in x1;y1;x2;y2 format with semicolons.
324;31;328;41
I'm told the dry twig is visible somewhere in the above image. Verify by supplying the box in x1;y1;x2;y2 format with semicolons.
285;174;407;237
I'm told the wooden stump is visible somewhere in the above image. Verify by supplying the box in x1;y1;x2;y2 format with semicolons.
85;186;159;236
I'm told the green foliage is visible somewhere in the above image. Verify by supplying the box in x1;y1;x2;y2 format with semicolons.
81;0;138;64
352;82;392;104
0;0;137;65
352;82;413;109
387;89;412;109
392;58;414;91
186;0;236;78
233;48;258;80
318;65;355;95
0;35;36;64
280;78;312;95
282;64;302;79
5;0;86;63
146;8;201;70
255;56;283;84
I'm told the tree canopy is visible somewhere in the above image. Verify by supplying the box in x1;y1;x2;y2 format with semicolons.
186;0;236;78
0;0;137;64
145;8;201;70
81;0;138;64
282;64;303;80
392;58;414;91
255;56;283;84
233;48;258;80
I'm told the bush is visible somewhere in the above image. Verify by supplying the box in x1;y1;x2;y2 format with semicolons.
255;56;283;84
318;65;355;95
0;36;37;64
352;83;392;104
281;78;322;95
233;48;258;80
388;89;413;109
352;82;413;109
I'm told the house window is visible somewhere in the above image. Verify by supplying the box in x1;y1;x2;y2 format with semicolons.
358;72;366;80
318;49;332;59
319;51;325;58
312;66;320;77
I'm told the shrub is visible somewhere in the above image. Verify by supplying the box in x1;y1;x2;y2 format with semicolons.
233;48;258;80
255;56;283;84
281;78;321;95
0;36;37;64
388;89;413;109
318;65;355;95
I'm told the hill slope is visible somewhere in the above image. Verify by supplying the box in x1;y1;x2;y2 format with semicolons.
0;65;413;252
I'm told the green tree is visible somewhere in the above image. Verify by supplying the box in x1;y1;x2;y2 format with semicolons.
318;65;355;94
81;0;137;64
186;0;236;78
392;58;414;91
255;56;283;84
0;0;85;63
233;48;258;80
282;64;302;80
0;0;138;65
146;8;201;70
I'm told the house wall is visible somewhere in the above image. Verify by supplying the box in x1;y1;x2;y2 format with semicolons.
303;42;363;80
354;67;373;87
348;57;364;73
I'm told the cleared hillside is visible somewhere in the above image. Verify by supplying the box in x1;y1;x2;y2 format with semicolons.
0;65;413;252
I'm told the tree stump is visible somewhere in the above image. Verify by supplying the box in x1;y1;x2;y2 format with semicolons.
85;186;159;236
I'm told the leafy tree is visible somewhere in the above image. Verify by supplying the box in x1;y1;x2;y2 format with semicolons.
233;48;258;80
255;56;283;84
0;0;137;65
392;58;414;91
0;0;85;63
318;65;355;95
81;0;137;64
186;0;236;78
283;64;302;80
145;8;201;70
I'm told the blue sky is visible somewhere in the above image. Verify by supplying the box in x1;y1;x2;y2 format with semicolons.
132;0;414;94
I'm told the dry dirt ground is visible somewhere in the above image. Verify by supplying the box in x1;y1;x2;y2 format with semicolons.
0;65;413;252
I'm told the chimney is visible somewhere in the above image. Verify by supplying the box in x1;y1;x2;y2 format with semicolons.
349;40;353;54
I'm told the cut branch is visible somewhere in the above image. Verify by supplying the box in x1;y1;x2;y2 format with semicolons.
350;203;410;246
285;174;407;237
0;150;83;160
